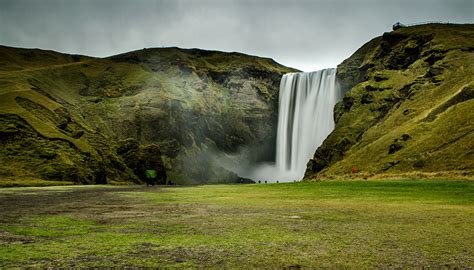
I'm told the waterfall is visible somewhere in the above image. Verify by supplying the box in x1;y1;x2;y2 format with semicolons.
236;68;341;183
274;69;340;181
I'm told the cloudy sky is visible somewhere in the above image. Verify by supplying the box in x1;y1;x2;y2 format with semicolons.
0;0;472;71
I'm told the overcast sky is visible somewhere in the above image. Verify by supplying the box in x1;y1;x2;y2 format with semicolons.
0;0;472;71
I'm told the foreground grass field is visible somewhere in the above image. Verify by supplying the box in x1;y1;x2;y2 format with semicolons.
0;180;473;268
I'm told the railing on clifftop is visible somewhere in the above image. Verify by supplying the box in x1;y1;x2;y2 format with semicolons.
393;21;455;30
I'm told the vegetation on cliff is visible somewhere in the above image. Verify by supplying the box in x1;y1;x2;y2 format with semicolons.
0;46;295;185
2;23;471;185
306;24;474;179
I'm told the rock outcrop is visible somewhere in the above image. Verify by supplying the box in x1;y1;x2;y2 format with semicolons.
305;24;474;178
0;46;296;185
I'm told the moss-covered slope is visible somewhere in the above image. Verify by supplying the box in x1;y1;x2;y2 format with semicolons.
305;24;474;179
0;45;295;185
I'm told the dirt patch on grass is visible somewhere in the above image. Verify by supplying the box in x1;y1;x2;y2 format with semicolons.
1;183;473;268
0;231;35;244
0;186;149;224
148;246;228;266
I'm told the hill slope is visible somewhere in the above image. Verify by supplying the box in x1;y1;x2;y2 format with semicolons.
305;24;474;179
0;46;295;185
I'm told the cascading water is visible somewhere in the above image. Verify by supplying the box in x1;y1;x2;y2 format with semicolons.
274;68;341;181
243;68;341;182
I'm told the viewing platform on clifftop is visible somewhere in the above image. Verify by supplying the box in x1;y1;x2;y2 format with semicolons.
392;22;406;30
393;21;455;31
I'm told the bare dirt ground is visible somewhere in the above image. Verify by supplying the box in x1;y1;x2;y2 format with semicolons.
1;181;473;268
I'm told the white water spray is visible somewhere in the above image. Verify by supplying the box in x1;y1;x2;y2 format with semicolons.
244;69;341;182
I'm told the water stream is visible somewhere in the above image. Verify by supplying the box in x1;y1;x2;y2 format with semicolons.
245;69;341;182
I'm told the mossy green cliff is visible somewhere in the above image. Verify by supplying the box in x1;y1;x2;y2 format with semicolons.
0;46;295;185
305;24;474;179
2;23;471;185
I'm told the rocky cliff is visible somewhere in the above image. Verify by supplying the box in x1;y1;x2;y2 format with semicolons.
305;24;474;179
0;46;295;185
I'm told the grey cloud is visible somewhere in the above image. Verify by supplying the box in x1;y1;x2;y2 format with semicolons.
0;0;472;71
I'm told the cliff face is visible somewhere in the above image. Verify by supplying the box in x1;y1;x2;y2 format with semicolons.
306;24;474;178
0;46;295;185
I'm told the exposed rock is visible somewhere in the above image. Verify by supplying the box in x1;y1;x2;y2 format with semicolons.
334;96;354;123
401;134;411;141
305;23;474;178
361;93;374;104
0;114;131;184
0;45;296;184
373;73;389;82
388;143;403;154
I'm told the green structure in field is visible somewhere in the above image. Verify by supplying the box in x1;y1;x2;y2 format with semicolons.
145;169;157;186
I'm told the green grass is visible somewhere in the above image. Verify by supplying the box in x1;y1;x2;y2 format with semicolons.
0;179;473;268
0;45;296;184
0;177;75;187
307;24;474;178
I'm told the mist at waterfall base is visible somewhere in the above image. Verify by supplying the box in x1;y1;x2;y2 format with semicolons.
234;69;342;183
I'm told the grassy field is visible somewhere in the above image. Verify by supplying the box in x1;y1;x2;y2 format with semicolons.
0;179;473;268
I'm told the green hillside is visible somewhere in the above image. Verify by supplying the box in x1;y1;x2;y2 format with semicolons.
306;24;474;179
0;46;295;186
2;23;472;186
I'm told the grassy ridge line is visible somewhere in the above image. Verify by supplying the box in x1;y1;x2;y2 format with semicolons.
0;45;94;71
0;45;296;184
306;24;474;178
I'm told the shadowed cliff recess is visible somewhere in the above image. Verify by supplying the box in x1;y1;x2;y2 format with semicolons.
0;46;296;185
